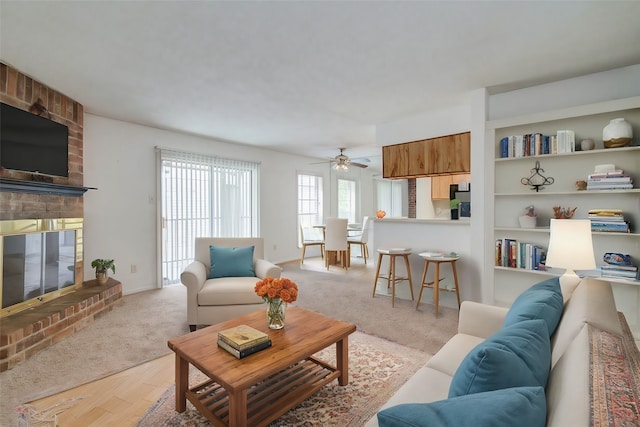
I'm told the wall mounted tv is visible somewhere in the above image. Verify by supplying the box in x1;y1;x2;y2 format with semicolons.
0;102;69;177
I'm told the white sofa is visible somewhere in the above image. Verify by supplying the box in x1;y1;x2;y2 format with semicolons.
180;237;281;331
366;277;640;426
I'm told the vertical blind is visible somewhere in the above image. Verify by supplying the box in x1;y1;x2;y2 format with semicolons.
158;148;260;285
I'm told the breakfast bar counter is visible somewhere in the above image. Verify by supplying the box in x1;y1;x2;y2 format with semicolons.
371;218;478;307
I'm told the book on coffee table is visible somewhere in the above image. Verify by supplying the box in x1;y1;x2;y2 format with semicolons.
218;324;270;350
217;338;272;359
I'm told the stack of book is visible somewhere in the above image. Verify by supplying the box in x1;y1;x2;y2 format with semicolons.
217;325;271;359
586;169;633;190
600;253;638;280
588;209;631;233
601;264;639;280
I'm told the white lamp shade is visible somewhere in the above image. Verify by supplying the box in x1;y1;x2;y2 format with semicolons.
545;219;596;271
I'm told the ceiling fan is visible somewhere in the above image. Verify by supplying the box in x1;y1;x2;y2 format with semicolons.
313;148;369;171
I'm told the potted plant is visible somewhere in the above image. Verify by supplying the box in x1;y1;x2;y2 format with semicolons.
449;199;461;220
91;259;115;285
518;205;537;228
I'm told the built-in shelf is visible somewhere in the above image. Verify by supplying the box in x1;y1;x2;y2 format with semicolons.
494;226;640;237
495;189;640;197
494;266;640;286
0;177;96;197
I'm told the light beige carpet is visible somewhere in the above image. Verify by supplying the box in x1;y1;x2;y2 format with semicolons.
0;257;458;427
283;258;459;355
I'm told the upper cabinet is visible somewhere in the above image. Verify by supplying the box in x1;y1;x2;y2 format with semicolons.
382;132;470;179
431;173;471;200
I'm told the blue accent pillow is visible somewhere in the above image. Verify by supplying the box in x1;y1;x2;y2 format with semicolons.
449;319;551;397
378;386;546;427
503;277;563;336
208;245;255;279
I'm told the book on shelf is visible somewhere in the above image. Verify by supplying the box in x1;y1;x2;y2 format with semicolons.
601;264;638;272
587;177;632;184
588;209;624;218
218;325;270;350
217;338;272;359
590;222;631;233
495;238;546;271
588;209;631;232
586;168;633;190
600;264;638;280
556;130;575;154
499;133;553;158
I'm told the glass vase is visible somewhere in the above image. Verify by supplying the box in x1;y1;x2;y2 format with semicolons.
267;298;286;329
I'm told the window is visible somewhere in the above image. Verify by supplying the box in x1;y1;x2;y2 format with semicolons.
297;173;323;244
337;178;357;223
377;179;402;217
158;149;260;285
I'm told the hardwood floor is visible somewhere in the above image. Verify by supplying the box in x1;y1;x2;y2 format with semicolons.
27;354;174;426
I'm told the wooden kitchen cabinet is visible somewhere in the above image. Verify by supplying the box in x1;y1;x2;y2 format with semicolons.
382;132;470;178
431;173;471;200
382;144;410;178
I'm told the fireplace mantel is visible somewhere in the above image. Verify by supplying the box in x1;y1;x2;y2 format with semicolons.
0;177;96;197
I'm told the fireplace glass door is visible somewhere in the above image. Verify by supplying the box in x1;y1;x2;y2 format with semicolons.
2;230;76;309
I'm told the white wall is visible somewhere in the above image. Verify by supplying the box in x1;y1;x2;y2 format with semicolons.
83;114;376;294
489;64;640;120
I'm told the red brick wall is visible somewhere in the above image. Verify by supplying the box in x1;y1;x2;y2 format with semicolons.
408;178;416;218
0;62;84;220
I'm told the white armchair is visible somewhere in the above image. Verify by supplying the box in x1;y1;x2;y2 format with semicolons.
180;237;281;331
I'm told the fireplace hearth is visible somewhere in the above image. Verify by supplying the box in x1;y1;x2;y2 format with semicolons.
0;278;122;371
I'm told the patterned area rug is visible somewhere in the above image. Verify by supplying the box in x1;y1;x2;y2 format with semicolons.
137;331;430;427
590;313;640;427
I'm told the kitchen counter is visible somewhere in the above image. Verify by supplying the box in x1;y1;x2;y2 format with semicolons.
374;217;470;225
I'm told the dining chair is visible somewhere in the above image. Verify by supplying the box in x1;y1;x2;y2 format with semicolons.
300;224;324;264
324;217;349;269
347;216;370;264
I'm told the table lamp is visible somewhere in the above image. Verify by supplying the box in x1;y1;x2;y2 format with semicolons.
545;219;596;297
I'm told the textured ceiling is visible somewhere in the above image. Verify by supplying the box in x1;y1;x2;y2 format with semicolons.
1;1;639;166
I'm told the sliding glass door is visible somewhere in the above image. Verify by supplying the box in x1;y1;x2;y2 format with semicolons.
158;149;259;285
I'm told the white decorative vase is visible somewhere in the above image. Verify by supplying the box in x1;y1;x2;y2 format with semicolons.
603;118;633;148
518;215;537;229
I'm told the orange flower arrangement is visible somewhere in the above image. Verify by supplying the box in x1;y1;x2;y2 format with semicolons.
254;277;298;304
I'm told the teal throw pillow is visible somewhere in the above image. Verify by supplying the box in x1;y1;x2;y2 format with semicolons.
503;277;563;336
208;245;255;279
377;386;546;427
448;319;551;397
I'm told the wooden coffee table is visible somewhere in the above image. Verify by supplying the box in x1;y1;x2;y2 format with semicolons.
168;306;357;427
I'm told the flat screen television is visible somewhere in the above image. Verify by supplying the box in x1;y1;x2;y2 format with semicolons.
0;102;69;177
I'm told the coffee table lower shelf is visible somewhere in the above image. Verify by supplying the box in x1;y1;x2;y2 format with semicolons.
186;356;340;427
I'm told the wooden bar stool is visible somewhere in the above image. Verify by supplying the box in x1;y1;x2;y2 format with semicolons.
416;252;461;318
372;248;414;307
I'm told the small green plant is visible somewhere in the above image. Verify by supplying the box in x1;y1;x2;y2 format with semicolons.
449;199;461;210
91;259;116;274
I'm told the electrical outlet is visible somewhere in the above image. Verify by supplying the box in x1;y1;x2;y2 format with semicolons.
131;264;137;273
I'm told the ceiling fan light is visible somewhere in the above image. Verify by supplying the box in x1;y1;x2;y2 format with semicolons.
334;162;348;171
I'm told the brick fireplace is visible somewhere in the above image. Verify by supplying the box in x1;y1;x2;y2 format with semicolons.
0;63;122;371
